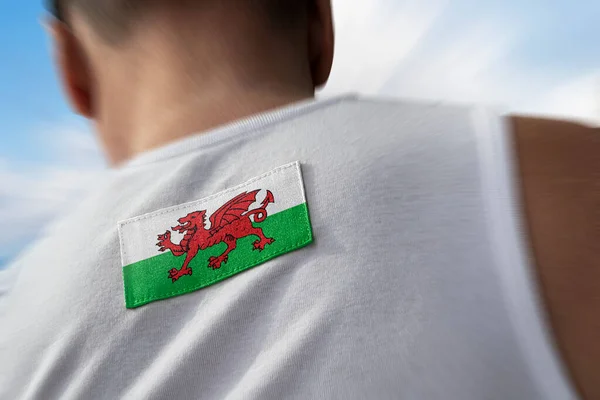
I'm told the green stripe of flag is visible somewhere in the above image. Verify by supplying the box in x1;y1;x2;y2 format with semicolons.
123;203;312;308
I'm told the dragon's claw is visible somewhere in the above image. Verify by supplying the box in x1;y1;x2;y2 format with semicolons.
168;267;192;282
253;237;275;251
157;231;173;249
208;254;228;270
157;231;171;240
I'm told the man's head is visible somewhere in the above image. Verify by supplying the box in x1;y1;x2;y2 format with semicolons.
49;1;326;43
47;0;334;163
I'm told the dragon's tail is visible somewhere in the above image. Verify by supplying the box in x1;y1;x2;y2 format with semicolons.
247;190;275;223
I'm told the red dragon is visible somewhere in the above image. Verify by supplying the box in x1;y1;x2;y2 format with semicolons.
156;190;275;282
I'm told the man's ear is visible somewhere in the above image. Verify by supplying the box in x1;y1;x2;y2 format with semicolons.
44;19;94;118
308;0;334;89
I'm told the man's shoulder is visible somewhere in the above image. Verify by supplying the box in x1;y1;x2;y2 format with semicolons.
333;95;475;118
509;115;600;399
315;95;479;146
510;114;599;148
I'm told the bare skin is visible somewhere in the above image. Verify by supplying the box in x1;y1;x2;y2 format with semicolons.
511;116;600;400
47;1;597;398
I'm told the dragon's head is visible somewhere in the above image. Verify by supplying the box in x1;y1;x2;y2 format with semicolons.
172;210;206;232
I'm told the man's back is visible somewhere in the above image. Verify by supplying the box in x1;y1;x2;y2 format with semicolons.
0;96;577;399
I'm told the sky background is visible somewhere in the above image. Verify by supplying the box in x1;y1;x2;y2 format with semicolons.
1;0;599;274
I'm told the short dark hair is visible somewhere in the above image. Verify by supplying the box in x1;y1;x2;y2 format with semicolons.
48;0;308;43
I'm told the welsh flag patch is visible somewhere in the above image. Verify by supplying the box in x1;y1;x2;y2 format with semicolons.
118;162;313;309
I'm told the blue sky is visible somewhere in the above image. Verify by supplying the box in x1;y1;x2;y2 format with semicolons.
1;0;599;272
0;1;103;274
0;2;74;161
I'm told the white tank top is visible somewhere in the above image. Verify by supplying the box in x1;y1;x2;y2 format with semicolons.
0;95;577;399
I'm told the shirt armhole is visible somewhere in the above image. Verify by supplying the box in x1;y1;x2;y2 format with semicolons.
471;107;579;400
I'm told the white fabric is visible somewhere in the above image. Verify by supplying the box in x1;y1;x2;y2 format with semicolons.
0;95;577;399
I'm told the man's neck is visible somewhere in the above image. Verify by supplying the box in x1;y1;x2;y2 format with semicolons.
89;12;314;165
99;84;313;166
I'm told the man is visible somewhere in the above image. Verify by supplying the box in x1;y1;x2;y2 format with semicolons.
0;1;597;399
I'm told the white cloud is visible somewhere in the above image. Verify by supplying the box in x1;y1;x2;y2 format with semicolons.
324;0;449;95
36;120;105;166
521;72;600;124
0;124;105;262
322;0;600;123
382;21;519;105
